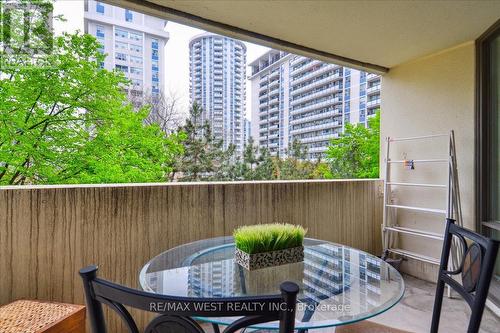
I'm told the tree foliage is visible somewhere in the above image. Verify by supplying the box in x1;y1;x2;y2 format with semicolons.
129;89;183;134
227;138;327;181
0;31;184;185
324;111;380;179
173;103;234;181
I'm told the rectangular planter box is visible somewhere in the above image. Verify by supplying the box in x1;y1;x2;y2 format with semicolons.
235;246;304;270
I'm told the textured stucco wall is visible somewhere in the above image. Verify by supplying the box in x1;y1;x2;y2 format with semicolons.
380;42;475;281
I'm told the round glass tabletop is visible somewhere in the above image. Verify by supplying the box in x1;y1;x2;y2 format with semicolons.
140;237;404;330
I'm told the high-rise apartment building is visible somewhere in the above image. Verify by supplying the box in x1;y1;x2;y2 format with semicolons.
244;118;252;146
249;50;291;157
189;33;247;155
84;1;169;97
250;51;381;159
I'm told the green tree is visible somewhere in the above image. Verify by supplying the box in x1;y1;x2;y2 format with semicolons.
0;31;184;185
324;111;380;179
174;103;234;181
276;139;312;180
253;147;275;180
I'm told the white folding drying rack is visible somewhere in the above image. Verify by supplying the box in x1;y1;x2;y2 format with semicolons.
382;130;463;268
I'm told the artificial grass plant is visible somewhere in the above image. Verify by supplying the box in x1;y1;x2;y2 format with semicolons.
233;223;306;254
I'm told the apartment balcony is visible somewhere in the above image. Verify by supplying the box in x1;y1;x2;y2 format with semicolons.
269;79;280;89
299;132;339;143
290;59;322;76
268;104;279;113
308;145;329;153
268;124;279;131
290;109;342;125
13;4;498;333
367;98;381;108
269;96;279;105
292;64;340;86
268;141;279;147
268;87;280;99
269;114;279;122
291;74;343;96
290;85;343;107
268;132;279;139
367;73;380;81
292;96;343;115
259;90;268;99
290;55;309;66
270;69;280;79
367;84;381;95
289;121;341;135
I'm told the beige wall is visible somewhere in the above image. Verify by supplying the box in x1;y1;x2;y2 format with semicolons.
381;42;475;281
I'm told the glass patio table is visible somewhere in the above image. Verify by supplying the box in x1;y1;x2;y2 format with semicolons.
139;237;404;331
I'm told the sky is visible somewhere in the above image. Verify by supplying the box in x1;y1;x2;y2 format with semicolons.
53;0;270;120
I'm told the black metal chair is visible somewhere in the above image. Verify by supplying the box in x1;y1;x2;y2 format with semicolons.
79;265;299;333
430;218;499;333
336;218;499;333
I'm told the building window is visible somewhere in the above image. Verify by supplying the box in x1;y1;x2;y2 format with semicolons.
130;67;143;75
360;109;366;123
130;55;143;64
152;38;159;49
152;83;159;94
115;52;127;61
129;44;142;53
152;60;159;71
131;79;142;88
115;42;127;51
125;9;133;22
152;49;159;60
360;71;367;84
129;32;142;41
96;25;105;38
152;71;159;82
115;64;128;73
115;28;128;39
96;2;104;14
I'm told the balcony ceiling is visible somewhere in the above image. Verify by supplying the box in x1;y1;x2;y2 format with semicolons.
118;0;500;71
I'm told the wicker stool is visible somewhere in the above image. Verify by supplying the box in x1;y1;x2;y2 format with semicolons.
0;300;85;333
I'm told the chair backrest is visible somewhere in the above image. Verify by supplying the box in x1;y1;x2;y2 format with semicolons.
431;218;499;333
80;265;299;333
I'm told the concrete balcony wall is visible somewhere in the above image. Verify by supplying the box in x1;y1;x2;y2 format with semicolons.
0;179;383;331
381;42;475;282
